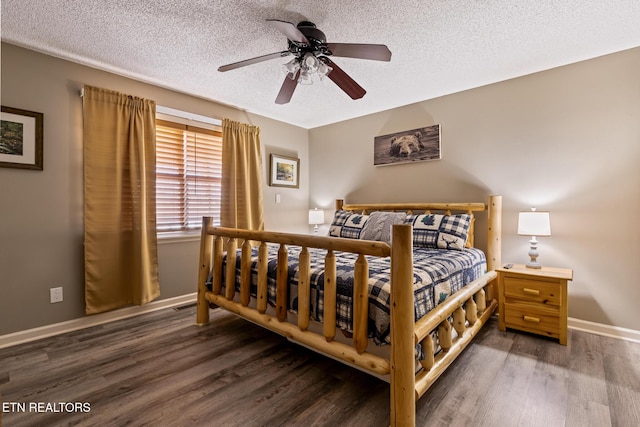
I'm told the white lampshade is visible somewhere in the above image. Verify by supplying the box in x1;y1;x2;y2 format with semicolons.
308;209;324;225
518;208;551;269
517;210;551;236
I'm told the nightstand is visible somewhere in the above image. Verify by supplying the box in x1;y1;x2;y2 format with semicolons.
497;264;573;345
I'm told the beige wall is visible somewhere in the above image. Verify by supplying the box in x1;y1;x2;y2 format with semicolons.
0;43;309;335
2;43;638;336
309;48;640;331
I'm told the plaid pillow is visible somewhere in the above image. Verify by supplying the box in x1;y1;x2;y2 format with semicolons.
405;213;471;250
329;210;370;239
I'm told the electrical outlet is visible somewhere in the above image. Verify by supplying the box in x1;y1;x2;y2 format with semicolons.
50;287;63;303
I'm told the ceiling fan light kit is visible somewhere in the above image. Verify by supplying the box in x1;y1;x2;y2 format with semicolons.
283;53;333;85
218;20;391;104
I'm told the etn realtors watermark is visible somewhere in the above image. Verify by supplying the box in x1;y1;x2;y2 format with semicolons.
2;402;91;413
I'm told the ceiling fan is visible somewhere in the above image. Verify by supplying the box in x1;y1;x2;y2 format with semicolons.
218;20;392;104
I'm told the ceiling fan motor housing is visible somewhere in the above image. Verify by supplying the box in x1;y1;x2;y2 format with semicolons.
297;22;326;43
290;21;330;57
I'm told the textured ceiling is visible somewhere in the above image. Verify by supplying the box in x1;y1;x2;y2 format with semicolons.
2;1;640;128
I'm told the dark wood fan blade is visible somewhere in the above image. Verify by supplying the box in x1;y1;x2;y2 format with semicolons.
327;43;392;61
275;70;300;104
218;51;290;72
322;58;366;100
266;19;309;44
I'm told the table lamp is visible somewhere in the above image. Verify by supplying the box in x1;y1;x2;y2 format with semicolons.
308;208;325;233
517;208;551;269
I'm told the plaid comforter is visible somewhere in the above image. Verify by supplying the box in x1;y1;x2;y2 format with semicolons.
214;245;486;344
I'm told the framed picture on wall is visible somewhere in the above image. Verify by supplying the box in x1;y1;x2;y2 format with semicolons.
0;106;44;170
269;153;299;188
374;124;441;166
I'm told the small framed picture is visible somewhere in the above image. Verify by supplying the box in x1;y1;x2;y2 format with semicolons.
1;106;44;170
269;153;299;188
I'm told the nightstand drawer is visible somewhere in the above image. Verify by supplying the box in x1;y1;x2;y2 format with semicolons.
503;277;560;306
504;302;559;334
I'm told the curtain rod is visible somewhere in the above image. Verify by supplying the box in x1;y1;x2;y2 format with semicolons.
157;106;222;127
79;88;222;126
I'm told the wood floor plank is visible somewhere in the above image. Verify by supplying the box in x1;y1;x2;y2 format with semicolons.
420;324;514;423
603;352;640;427
566;394;612;427
1;307;639;426
565;324;611;427
138;344;300;425
519;333;571;427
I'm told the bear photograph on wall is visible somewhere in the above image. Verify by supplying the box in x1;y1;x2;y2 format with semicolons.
374;124;440;166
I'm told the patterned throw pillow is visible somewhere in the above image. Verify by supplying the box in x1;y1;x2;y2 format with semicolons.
405;213;471;250
329;210;370;239
359;211;408;245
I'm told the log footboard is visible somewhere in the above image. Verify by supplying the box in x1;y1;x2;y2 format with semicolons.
196;195;502;426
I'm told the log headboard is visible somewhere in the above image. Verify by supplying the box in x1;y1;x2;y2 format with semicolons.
335;195;502;271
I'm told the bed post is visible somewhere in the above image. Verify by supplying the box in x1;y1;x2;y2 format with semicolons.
486;195;502;302
196;216;214;325
390;224;415;427
486;195;502;271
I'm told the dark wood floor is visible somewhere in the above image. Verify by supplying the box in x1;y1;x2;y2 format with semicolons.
1;306;639;427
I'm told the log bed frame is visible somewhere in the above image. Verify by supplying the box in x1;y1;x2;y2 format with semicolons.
196;195;502;426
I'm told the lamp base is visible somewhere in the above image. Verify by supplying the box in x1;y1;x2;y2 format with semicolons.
526;237;542;269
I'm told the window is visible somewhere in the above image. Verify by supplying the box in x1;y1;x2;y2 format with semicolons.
155;118;222;233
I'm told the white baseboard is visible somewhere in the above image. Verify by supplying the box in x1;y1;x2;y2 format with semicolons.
0;293;197;349
568;317;640;344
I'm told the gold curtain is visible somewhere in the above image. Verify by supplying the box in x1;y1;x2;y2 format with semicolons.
220;118;265;230
83;85;160;314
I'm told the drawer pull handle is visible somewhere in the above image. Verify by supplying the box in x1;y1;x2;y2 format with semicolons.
523;288;540;296
523;315;540;323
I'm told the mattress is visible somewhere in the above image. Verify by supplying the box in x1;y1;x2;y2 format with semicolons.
210;245;486;345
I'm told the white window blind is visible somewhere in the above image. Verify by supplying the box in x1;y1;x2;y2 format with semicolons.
156;119;222;233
